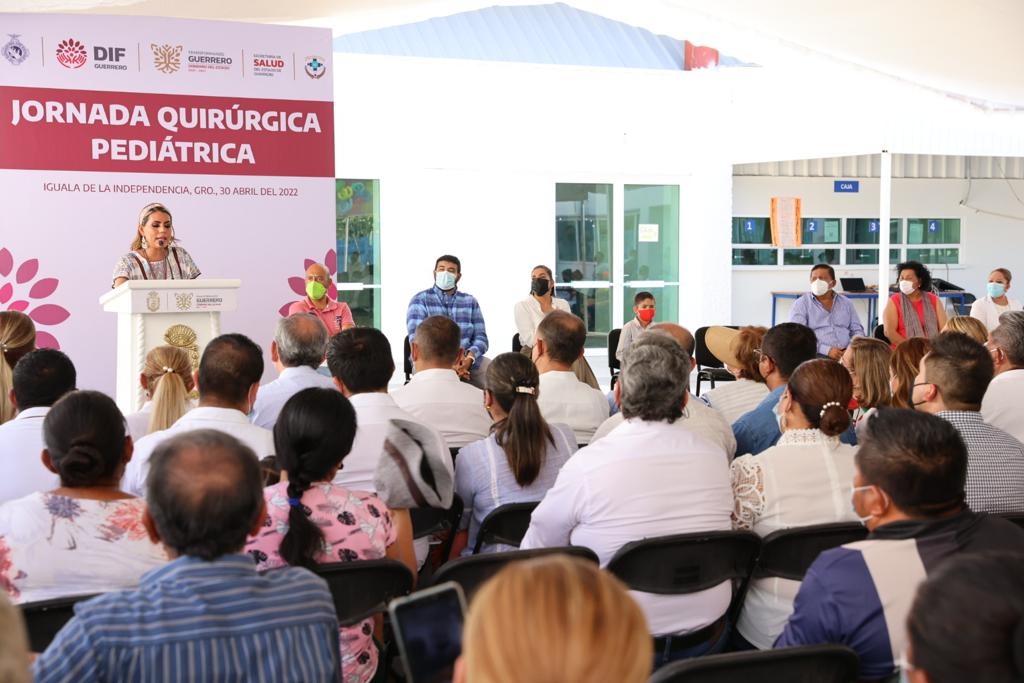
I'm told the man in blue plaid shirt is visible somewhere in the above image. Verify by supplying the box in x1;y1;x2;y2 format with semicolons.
407;254;490;387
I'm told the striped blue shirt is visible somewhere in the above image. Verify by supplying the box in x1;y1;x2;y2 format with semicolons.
407;285;489;367
33;554;340;683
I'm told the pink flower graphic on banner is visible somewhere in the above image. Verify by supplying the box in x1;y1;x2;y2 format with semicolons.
278;248;338;317
0;247;70;349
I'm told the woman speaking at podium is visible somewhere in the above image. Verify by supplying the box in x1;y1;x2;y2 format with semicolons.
111;203;201;288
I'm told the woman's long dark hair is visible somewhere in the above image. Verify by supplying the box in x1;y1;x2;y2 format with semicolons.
274;387;357;569
486;353;554;486
43;390;127;488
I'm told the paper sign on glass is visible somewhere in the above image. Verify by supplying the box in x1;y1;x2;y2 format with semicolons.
770;197;802;248
638;223;659;242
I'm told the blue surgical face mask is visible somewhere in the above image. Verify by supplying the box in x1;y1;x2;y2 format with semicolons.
435;270;457;291
987;282;1007;298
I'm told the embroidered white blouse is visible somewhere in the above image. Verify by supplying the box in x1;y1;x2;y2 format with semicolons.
729;429;858;649
111;246;200;286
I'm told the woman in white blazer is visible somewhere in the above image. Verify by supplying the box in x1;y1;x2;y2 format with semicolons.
971;268;1023;332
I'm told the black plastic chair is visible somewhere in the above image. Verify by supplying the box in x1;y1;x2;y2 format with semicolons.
403;335;413;383
998;512;1024;531
410;494;464;576
472;502;539;554
873;324;891;345
647;644;860;683
512;333;522;354
608;328;622;388
606;530;760;624
755;522;868;582
20;593;99;652
694;326;739;396
430;546;599;601
314;559;415;627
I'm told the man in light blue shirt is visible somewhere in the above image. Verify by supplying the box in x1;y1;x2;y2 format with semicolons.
733;322;856;455
789;264;865;360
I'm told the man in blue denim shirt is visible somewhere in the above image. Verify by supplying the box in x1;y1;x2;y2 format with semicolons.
733;322;856;455
407;254;490;388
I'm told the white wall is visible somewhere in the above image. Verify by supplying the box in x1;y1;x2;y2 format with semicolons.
731;176;1024;327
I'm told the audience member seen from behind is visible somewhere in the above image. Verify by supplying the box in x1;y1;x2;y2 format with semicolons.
455;555;652;683
0;391;166;604
970;267;1022;331
523;334;733;664
904;552;1024;683
615;291;657;362
841;336;893;436
124;345;194;442
246;388;415;683
250;313;335;430
452;352;576;556
884;260;948;346
534;310;609;445
909;331;1024;513
701;325;770;424
731;359;858;650
0;348;75;504
889;337;931;409
789;263;866;360
33;430;342;682
0;592;30;683
392;315;492;450
513;264;599;388
775;409;1024;680
592;323;737;460
0;311;34;426
732;322;830;456
983;311;1024;443
941;315;989;344
123;333;273;496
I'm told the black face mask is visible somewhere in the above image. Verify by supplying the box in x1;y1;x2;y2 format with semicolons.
531;278;550;296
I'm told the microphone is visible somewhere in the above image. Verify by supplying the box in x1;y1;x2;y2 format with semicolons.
156;238;167;248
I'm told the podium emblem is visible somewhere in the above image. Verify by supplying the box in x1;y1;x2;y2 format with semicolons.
164;324;200;370
174;293;193;311
146;291;161;312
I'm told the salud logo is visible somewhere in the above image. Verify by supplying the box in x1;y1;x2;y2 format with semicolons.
55;38;87;68
304;55;325;79
2;34;29;65
151;43;182;74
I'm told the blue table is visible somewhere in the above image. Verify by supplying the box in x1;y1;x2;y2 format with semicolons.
771;291;968;329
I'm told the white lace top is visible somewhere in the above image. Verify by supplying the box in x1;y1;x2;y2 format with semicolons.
730;429;858;649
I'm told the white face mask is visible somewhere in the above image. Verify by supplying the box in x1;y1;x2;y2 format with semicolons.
899;279;916;295
435;270;457;291
810;279;830;297
773;398;786;433
850;485;875;525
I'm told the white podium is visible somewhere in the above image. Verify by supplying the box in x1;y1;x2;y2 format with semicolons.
99;279;241;414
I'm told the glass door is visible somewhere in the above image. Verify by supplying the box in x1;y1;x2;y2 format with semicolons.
621;184;680;326
335;179;381;328
555;183;613;349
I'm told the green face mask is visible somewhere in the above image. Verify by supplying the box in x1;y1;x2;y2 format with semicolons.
306;280;327;300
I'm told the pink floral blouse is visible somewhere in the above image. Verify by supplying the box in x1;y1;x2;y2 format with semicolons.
246;482;396;683
0;493;168;604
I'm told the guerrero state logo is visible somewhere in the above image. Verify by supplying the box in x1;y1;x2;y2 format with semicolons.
151;43;183;74
55;38;87;68
3;34;29;65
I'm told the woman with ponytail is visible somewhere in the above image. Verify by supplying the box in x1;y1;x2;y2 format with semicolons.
452;352;577;556
0;391;167;604
729;358;860;650
125;345;195;441
0;311;35;426
245;387;415;683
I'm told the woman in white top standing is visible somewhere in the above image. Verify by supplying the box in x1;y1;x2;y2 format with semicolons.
730;358;858;650
124;345;195;442
0;391;167;604
513;264;598;388
970;268;1022;332
701;325;770;424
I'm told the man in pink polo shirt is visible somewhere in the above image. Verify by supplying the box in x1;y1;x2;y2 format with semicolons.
287;262;355;336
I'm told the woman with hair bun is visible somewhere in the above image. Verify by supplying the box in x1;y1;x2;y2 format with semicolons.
245;387;415;683
0;311;35;426
452;352;576;556
124;345;195;441
0;390;167;604
729;358;859;650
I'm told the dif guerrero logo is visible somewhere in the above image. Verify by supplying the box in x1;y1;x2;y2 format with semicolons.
55;38;87;68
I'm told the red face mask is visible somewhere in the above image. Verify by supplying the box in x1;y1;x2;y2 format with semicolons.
637;308;656;323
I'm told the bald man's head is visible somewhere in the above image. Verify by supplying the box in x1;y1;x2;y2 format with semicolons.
145;430;263;560
305;262;330;281
648;323;696;358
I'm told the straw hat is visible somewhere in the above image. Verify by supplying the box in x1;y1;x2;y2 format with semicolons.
705;326;741;368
